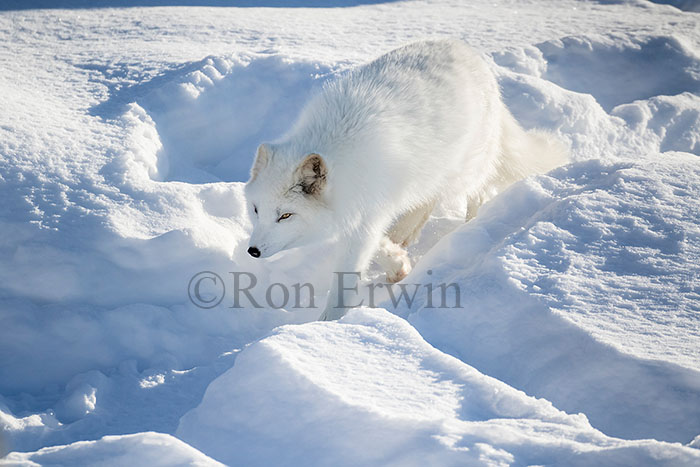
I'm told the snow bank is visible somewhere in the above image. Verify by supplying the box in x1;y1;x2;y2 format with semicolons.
177;308;700;466
0;50;332;397
535;35;699;113
398;154;700;442
1;432;222;467
118;55;332;184
0;48;336;456
494;34;700;160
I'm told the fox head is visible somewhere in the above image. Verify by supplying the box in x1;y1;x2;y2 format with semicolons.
244;143;331;258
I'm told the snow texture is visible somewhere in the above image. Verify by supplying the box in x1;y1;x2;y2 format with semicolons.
177;308;700;466
1;0;699;465
1;432;222;467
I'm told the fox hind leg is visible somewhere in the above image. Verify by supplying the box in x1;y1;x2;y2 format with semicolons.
376;236;412;283
388;199;436;247
377;200;436;283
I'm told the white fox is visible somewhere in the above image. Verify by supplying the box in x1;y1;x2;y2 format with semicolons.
244;40;567;320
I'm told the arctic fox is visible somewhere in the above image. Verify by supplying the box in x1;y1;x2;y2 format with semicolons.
244;40;567;320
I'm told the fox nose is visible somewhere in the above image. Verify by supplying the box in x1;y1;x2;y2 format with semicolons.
247;246;261;258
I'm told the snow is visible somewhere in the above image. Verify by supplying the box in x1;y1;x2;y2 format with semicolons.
647;0;700;12
1;432;223;466
402;155;700;442
176;308;700;466
1;0;700;465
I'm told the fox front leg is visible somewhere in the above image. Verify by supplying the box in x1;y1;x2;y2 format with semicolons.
319;271;362;321
318;229;381;321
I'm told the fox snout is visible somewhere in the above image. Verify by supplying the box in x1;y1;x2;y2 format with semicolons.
247;246;261;258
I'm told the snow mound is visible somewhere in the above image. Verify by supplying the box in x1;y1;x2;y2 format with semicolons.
399;154;700;442
1;432;222;467
116;54;333;184
493;34;700;159
177;308;700;466
0;53;337;455
613;93;700;155
536;35;698;112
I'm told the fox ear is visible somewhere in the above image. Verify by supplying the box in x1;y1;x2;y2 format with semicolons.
250;143;271;182
294;153;327;197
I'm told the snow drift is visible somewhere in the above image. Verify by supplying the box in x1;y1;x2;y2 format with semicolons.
176;308;700;466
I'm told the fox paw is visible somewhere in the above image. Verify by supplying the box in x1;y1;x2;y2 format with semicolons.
386;259;411;283
377;237;412;283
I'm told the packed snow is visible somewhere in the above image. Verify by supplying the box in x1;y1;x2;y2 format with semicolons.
1;0;699;465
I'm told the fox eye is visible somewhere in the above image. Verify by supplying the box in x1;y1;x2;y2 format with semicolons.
253;205;258;215
277;212;293;222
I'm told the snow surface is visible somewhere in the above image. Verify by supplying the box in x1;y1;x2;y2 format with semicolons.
176;308;700;466
1;0;700;465
1;432;223;466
